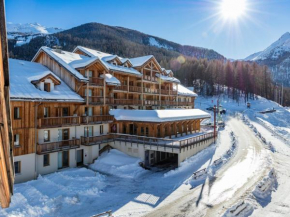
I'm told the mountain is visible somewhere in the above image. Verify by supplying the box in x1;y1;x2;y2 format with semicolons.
7;22;64;46
7;22;225;62
245;32;290;86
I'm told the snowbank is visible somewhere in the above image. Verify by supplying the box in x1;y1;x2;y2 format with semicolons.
253;169;277;200
0;168;107;217
89;149;147;179
222;200;254;217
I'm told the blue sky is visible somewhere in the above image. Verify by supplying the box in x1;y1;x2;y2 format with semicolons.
5;0;290;59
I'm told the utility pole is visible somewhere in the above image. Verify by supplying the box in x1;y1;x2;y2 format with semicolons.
214;105;217;144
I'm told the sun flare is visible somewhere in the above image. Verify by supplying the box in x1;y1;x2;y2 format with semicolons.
220;0;247;20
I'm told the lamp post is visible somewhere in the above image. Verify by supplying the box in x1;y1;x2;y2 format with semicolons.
214;105;217;144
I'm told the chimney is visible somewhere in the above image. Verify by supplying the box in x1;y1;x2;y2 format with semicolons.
52;45;63;54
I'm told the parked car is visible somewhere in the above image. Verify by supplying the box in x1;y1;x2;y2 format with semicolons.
206;107;214;111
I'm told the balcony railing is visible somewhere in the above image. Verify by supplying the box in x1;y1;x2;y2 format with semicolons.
114;85;128;91
38;116;80;128
86;96;114;105
81;115;114;124
129;86;142;93
37;139;80;154
161;101;178;106
144;75;157;82
178;102;193;106
89;77;104;86
109;132;215;149
81;135;114;146
143;88;159;94
161;89;170;95
114;99;142;105
144;100;159;106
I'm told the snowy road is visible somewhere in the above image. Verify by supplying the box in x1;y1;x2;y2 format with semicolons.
144;117;272;217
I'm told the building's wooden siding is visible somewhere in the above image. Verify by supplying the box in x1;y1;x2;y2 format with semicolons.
0;0;14;208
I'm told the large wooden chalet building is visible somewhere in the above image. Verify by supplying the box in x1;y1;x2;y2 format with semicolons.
10;46;214;183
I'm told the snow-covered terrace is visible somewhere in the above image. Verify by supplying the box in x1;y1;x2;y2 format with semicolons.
9;59;84;102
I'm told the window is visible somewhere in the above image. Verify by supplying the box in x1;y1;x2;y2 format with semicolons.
43;154;50;167
14;134;20;146
14;107;21;119
141;127;144;136
145;127;149;137
85;89;92;97
100;107;103;115
100;125;104;134
100;89;103;97
14;161;21;174
44;83;51;92
44;107;50;118
84;126;93;137
62;107;69;117
85;107;93;116
63;129;69;140
85;70;93;78
44;130;50;142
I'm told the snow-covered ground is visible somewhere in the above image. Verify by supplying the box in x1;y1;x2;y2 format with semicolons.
1;95;290;217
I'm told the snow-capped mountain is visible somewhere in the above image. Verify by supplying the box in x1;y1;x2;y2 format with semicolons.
245;32;290;86
7;22;63;46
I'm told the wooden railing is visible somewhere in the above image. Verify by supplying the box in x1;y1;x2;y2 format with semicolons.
161;89;170;95
109;132;215;149
178;102;193;106
129;86;142;93
114;85;128;91
143;88;159;94
38;116;80;128
86;96;114;105
37;139;80;154
161;101;178;106
144;100;159;105
89;77;104;86
81;115;114;124
144;75;157;82
81;135;114;146
114;99;142;105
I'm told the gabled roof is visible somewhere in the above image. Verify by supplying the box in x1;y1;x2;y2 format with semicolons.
32;47;89;82
9;59;84;102
174;84;198;97
73;46;142;76
129;55;163;72
30;73;61;85
110;109;210;123
156;73;180;83
100;74;121;86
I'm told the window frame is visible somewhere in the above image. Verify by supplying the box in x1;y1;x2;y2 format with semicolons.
43;154;50;167
44;130;50;142
14;134;20;147
44;82;51;92
14;107;21;120
44;107;50;118
100;125;104;134
14;161;21;174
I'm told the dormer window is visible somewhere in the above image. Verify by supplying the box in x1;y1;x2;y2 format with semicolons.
44;83;51;92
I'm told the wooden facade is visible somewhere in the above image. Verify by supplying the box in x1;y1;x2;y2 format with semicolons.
0;0;14;208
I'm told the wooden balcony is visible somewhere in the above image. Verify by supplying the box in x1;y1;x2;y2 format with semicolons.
144;100;159;106
38;116;80;128
114;99;142;105
143;75;157;82
143;88;159;94
81;115;114;124
161;101;178;106
81;135;114;146
114;85;128;91
37;139;80;154
178;102;193;106
89;77;104;86
86;96;114;105
161;89;170;95
129;86;142;93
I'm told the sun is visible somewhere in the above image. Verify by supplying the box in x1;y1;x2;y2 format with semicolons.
220;0;247;20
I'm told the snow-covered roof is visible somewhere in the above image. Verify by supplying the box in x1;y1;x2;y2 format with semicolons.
156;73;180;83
73;46;142;76
174;84;198;97
32;47;89;82
165;69;173;75
100;74;121;86
9;59;84;102
110;109;210;123
129;55;154;67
